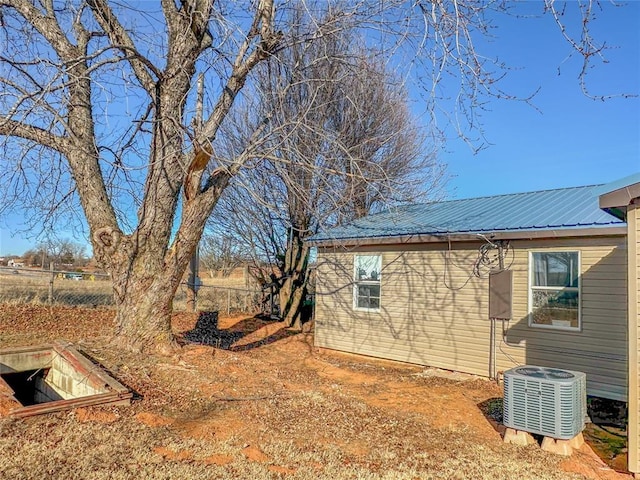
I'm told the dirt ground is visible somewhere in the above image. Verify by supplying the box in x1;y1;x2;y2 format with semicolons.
0;305;633;480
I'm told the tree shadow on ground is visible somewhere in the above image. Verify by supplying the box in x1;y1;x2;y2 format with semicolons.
477;397;506;436
179;311;298;351
584;397;628;472
477;395;630;473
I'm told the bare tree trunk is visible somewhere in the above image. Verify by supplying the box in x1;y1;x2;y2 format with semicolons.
279;230;310;329
98;194;214;352
102;239;177;352
111;276;177;353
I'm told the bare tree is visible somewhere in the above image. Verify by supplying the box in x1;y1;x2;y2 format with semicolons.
0;0;284;352
22;238;86;268
0;0;623;351
212;22;444;328
200;231;249;278
45;238;87;266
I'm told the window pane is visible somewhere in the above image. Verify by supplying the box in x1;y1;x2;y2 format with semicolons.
355;255;381;282
357;296;380;309
357;284;380;309
532;252;579;288
531;289;579;328
357;284;380;297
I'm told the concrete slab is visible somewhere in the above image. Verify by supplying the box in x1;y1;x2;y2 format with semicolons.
541;436;575;456
569;433;584;450
503;428;537;446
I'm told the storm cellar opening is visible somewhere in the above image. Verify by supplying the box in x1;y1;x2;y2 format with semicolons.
0;341;132;418
1;368;62;406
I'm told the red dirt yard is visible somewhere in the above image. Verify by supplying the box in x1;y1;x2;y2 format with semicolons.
0;305;632;480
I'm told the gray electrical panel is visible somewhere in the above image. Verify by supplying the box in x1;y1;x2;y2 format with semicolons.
489;270;512;320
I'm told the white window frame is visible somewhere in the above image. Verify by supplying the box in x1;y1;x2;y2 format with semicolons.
353;254;382;312
528;250;581;332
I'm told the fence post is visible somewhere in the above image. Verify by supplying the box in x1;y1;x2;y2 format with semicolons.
48;262;54;305
186;248;199;312
227;288;231;316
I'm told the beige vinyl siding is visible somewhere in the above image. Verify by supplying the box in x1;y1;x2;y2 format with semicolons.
628;204;639;475
496;237;628;401
315;242;491;376
315;235;627;401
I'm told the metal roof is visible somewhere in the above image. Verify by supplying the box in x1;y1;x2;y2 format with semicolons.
597;172;640;220
310;184;625;244
595;172;640;197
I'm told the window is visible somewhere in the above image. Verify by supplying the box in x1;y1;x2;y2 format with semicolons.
354;255;381;310
529;251;580;330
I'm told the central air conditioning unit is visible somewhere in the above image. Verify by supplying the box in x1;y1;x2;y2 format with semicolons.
503;365;586;439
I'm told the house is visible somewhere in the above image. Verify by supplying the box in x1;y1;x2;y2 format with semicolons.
308;174;640;476
7;259;24;268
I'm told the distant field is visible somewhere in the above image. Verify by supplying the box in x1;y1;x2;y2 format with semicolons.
175;284;261;314
0;268;113;307
201;276;249;287
0;267;260;313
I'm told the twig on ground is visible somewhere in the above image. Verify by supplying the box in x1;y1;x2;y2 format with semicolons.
211;394;286;402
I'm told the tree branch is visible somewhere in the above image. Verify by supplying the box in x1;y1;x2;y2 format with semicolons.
0;119;69;154
0;0;74;58
161;0;180;30
182;0;280;201
86;0;157;95
200;0;280;142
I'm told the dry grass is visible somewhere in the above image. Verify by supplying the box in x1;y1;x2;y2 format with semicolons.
0;305;626;480
0;270;112;307
0;270;259;313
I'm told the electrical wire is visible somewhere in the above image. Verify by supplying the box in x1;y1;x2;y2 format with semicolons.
472;239;512;278
442;236;477;291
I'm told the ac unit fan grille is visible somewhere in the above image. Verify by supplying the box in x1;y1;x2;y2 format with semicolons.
514;367;575;380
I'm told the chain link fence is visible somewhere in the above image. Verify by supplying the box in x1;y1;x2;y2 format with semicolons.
0;266;262;314
174;283;262;314
0;266;113;307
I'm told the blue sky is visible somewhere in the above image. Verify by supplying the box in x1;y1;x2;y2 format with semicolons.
1;1;639;256
441;1;639;198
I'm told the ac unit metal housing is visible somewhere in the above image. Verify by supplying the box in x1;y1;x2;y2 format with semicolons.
503;365;586;439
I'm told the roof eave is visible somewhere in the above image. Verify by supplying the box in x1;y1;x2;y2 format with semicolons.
599;181;640;221
307;225;627;248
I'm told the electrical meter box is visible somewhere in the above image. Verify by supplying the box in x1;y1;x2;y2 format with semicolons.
489;270;512;320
